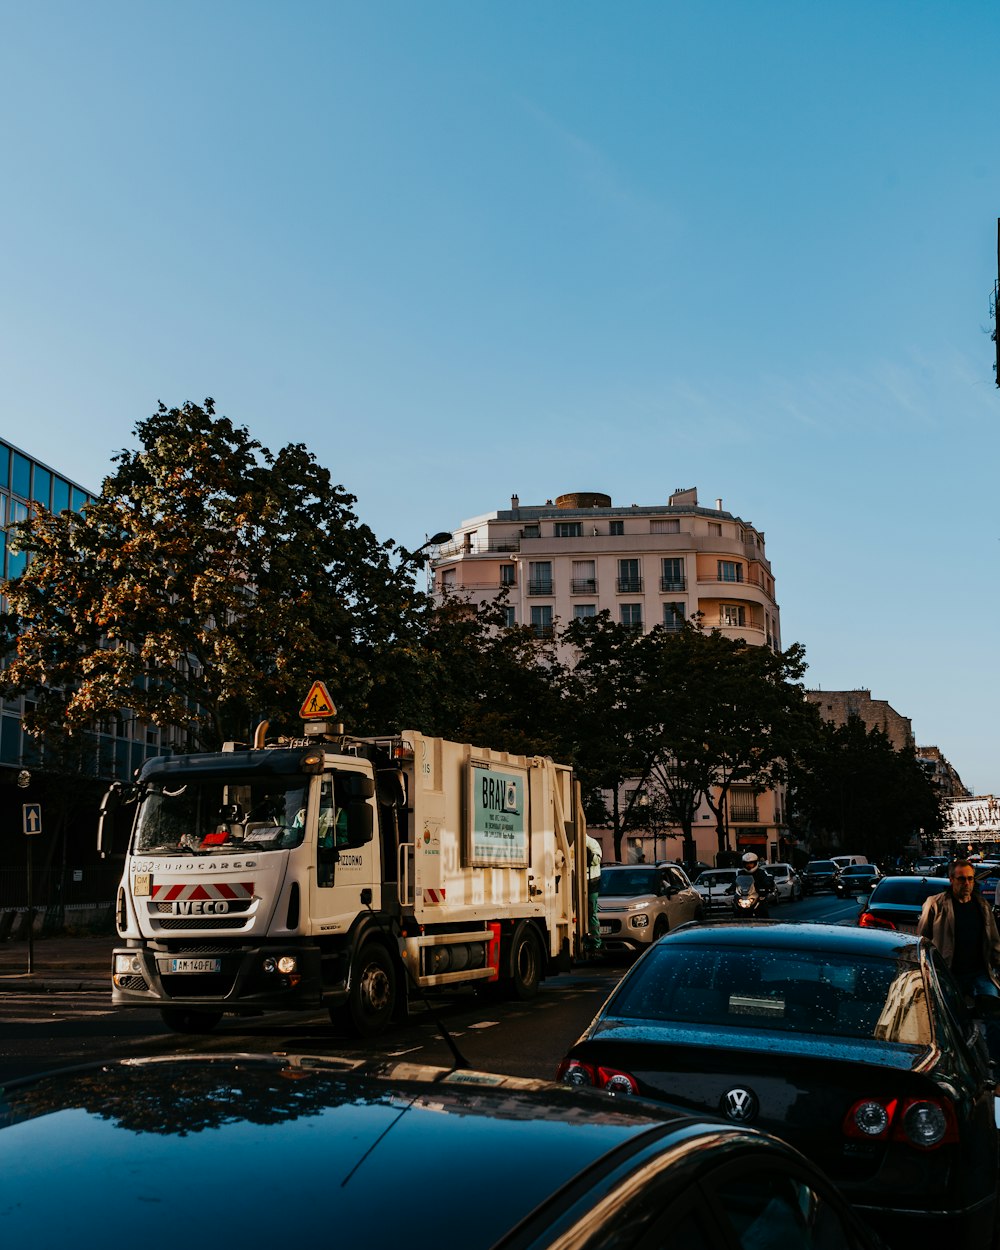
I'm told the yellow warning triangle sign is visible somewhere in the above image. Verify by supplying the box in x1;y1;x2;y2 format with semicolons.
300;681;336;720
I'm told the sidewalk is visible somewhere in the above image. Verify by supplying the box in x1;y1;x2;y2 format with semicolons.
0;934;115;992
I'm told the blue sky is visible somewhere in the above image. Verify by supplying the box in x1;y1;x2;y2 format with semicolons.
3;1;999;792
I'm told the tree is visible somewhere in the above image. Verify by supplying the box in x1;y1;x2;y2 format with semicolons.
788;716;945;860
2;400;425;751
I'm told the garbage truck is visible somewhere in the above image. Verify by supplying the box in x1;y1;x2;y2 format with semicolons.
99;693;587;1037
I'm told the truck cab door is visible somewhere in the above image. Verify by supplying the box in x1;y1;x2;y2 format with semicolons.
308;772;381;934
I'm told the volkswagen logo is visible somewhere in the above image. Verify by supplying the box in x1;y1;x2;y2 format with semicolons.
721;1086;759;1122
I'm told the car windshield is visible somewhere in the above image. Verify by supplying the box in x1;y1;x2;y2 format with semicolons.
844;866;876;876
610;945;931;1045
806;861;836;873
869;878;949;906
133;775;309;855
598;869;661;897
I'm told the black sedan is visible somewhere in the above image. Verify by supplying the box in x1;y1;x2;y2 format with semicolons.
0;1053;884;1250
858;876;951;933
801;858;840;893
558;922;998;1249
834;864;883;897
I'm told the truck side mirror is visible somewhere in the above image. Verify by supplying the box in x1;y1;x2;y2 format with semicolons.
97;784;122;859
377;768;407;809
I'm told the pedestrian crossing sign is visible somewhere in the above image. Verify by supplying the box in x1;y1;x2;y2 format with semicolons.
300;681;336;720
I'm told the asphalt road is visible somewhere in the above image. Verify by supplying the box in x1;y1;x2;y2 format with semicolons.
0;892;862;1084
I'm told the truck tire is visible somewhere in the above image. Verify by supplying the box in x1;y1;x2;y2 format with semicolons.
338;942;397;1037
508;923;542;1001
160;1007;223;1033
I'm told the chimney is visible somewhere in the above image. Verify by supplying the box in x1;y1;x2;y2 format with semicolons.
511;494;519;509
716;498;723;510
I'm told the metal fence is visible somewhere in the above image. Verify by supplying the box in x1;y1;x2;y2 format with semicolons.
0;865;120;910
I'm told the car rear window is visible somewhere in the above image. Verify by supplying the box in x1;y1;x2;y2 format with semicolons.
869;878;949;905
610;946;931;1045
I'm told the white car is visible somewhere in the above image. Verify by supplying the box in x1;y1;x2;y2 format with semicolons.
767;862;804;903
691;867;739;913
596;864;704;951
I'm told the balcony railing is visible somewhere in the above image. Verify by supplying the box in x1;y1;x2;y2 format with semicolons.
616;578;643;593
571;579;598;594
436;538;521;558
527;581;553;596
659;577;686;592
531;624;555;639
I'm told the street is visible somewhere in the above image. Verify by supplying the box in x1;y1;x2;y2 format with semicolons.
0;892;861;1084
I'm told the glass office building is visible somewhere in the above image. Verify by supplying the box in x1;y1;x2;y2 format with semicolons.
0;438;163;780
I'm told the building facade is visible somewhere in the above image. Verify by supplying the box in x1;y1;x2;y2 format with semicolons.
0;437;165;783
431;487;785;866
803;689;914;752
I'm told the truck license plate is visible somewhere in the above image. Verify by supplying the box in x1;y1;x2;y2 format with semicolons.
170;958;222;974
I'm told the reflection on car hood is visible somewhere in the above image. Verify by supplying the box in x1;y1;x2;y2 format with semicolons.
0;1054;684;1250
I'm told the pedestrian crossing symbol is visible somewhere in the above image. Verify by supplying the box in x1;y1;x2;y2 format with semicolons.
300;681;336;720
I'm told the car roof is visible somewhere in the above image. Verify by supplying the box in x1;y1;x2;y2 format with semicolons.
0;1055;703;1248
654;920;925;962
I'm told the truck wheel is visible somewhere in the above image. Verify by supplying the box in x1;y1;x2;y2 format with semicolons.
160;1007;223;1033
508;924;542;1000
341;942;397;1037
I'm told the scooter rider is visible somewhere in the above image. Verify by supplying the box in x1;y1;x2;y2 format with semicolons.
737;852;775;918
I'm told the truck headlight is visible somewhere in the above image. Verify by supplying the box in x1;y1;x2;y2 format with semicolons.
115;954;142;975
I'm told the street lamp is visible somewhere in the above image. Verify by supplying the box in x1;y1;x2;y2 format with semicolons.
17;769;34;973
401;531;453;570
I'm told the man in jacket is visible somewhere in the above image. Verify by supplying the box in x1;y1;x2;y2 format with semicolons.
918;858;1000;1067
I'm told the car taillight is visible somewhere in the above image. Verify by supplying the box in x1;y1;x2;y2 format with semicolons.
558;1059;596;1087
842;1096;957;1148
557;1059;638;1095
858;911;895;930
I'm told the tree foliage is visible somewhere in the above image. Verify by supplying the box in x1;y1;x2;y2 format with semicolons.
2;400;423;749
787;716;945;860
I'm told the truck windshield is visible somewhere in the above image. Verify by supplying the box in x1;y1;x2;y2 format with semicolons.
133;775;308;855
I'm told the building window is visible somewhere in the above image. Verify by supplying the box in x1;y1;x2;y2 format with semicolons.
11;453;31;500
660;557;685;591
720;605;746;628
663;602;685;631
503;606;517;628
620;603;643;631
718;560;743;583
500;564;515;585
52;477;70;512
728;786;758;823
530;605;554;638
528;562;553;595
617;558;642;593
441;568;457;592
609;520;624;536
571;560;596;594
522;525;540;539
573;604;596;620
708;521;722;536
554;521;582;538
650;519;680;534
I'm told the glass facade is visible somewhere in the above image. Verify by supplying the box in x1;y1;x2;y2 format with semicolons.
0;438;163;780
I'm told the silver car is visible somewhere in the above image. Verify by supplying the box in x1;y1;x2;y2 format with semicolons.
692;867;739;913
596;864;704;952
767;862;804;903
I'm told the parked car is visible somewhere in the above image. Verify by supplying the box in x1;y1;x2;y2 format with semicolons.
834;863;883;897
857;875;950;933
692;867;739;913
596;863;703;952
558;921;998;1249
0;1052;886;1250
801;859;840;893
767;861;804;903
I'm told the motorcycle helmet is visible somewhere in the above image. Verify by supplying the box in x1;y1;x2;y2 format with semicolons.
741;852;759;867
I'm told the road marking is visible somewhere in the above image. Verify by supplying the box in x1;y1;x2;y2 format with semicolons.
467;1021;498;1030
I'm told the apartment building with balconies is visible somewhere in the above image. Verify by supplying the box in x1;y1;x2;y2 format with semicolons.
431;487;784;865
432;487;781;651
